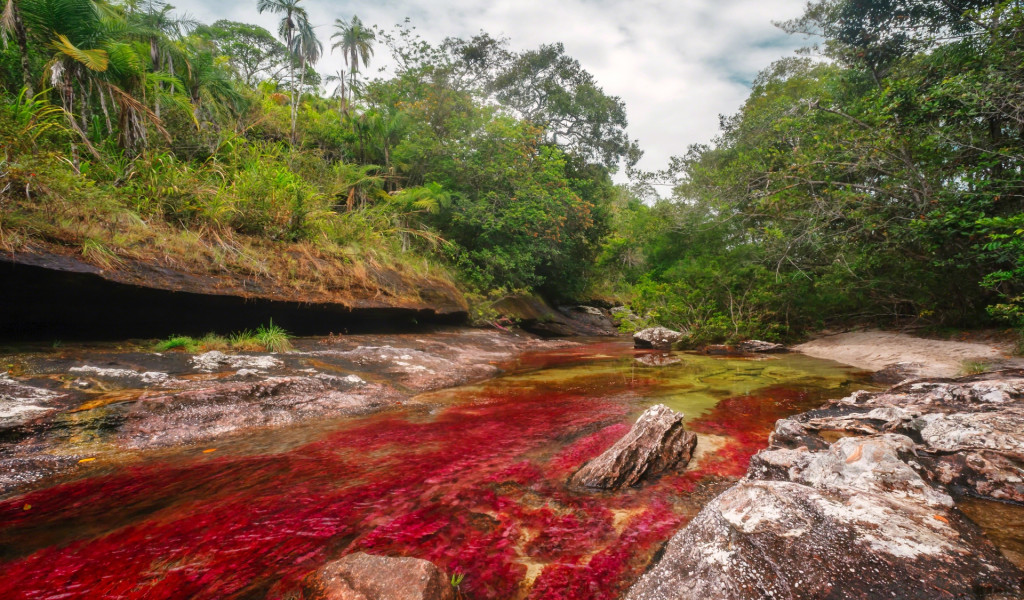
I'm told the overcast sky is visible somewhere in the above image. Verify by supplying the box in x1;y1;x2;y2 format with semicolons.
174;0;811;174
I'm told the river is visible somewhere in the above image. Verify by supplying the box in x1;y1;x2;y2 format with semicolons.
0;338;872;599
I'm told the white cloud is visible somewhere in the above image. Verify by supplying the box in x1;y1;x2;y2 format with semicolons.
173;0;811;173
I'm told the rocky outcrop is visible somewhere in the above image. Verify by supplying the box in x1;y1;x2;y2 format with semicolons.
490;295;617;337
633;327;686;350
557;305;618;335
626;373;1024;600
569;404;696;490
770;373;1024;503
736;339;787;353
302;553;454;600
627;433;1023;600
0;329;574;496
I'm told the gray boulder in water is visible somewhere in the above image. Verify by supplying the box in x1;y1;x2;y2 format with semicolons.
633;327;686;350
569;404;697;490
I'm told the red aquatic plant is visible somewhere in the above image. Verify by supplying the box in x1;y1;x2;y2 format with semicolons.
0;349;853;600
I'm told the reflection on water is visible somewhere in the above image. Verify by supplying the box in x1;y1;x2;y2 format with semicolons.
958;497;1024;569
0;342;870;600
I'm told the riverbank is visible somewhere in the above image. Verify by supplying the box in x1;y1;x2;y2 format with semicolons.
794;330;1024;378
0;328;575;497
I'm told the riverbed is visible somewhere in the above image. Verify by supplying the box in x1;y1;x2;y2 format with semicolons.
0;337;872;599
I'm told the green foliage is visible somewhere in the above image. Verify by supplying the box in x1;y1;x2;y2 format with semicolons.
254;319;292;352
610;2;1024;341
154;335;200;352
154;323;289;353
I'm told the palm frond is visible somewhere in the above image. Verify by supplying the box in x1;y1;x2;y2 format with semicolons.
49;34;109;70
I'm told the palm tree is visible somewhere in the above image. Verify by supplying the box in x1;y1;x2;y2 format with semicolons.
256;0;309;142
330;15;374;104
324;66;348;117
126;1;197;118
288;18;320;141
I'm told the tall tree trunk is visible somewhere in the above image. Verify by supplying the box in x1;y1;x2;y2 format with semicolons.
10;1;32;97
292;57;304;145
98;84;113;135
151;40;161;119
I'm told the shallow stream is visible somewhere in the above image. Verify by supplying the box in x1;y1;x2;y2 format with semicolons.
0;340;873;599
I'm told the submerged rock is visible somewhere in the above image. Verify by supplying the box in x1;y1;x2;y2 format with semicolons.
627;433;1023;600
736;339;787;353
569;404;696;490
302;552;454;600
633;327;686;350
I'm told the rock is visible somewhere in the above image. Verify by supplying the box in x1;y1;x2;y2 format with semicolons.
699;344;733;355
634;353;682;368
736;339;787;353
626;480;1021;600
69;365;170;385
0;373;65;427
302;552;454;600
557;305;618;335
190;351;283;373
633;327;686;350
120;375;400;449
627;433;1023;600
569;404;697;490
770;373;1024;502
871;361;925;384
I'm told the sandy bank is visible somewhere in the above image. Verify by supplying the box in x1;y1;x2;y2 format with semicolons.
794;330;1023;378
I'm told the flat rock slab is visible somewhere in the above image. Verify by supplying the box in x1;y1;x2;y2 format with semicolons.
569;404;696;490
303;552;454;600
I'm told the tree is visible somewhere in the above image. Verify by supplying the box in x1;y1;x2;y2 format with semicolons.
330;14;374;104
1;0;34;95
489;43;639;170
256;0;309;142
193;19;289;86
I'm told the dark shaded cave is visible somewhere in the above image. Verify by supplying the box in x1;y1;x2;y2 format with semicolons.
0;260;466;342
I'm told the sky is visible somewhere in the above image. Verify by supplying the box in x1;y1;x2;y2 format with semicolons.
173;0;812;174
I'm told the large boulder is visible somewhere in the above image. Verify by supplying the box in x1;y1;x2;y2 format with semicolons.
302;552;455;600
557;305;618;336
626;433;1023;600
633;327;686;350
569;404;697;490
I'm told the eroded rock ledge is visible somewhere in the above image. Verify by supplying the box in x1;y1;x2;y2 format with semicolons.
627;372;1024;600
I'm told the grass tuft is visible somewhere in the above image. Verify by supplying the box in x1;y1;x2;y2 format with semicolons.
255;320;292;353
960;360;992;375
154;323;291;353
